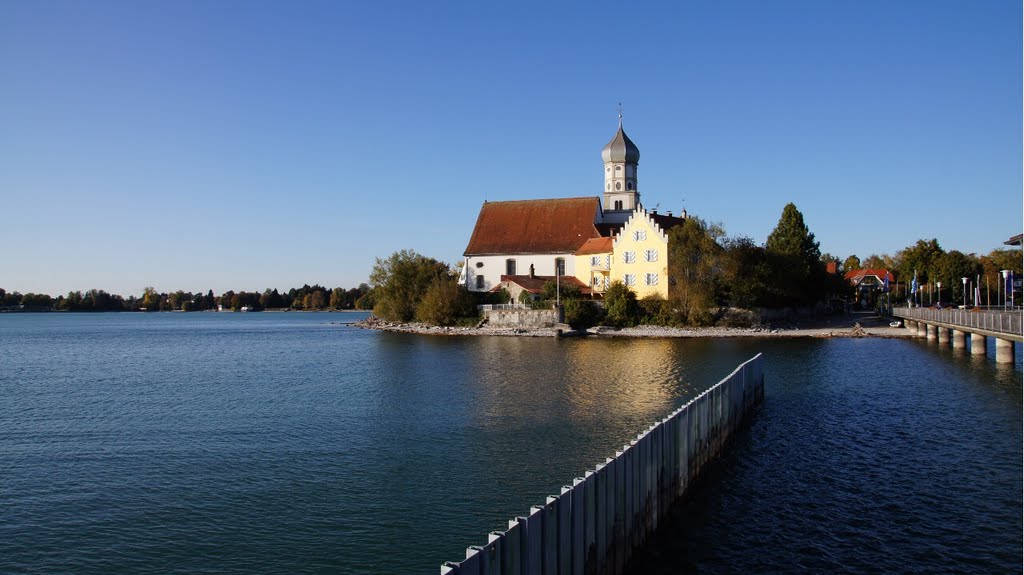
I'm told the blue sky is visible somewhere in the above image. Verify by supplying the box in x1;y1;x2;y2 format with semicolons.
1;0;1020;296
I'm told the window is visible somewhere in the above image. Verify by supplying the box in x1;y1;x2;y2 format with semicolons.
615;165;622;171
623;251;636;264
614;200;623;210
615;182;622;190
555;257;565;276
632;230;647;241
590;256;601;266
476;275;485;289
606;183;610;191
627;182;633;190
475;261;484;268
645;273;659;286
623;274;636;286
592;276;601;287
506;259;516;276
644;249;658;262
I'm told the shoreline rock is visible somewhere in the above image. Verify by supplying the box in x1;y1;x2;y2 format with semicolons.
353;317;916;339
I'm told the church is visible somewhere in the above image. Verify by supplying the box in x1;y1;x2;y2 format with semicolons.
460;117;688;300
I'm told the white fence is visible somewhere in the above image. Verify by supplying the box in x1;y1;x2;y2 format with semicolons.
440;354;765;575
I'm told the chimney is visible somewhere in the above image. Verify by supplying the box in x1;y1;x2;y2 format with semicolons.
529;264;535;278
667;211;672;217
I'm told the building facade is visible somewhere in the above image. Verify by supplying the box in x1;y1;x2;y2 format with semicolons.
462;119;685;299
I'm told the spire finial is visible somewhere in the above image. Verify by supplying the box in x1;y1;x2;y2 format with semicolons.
617;102;623;127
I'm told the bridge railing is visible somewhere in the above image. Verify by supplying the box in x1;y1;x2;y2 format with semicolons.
893;307;1022;336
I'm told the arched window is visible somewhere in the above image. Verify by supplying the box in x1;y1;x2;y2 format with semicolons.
614;200;623;210
506;259;517;276
555;257;565;276
627;181;633;190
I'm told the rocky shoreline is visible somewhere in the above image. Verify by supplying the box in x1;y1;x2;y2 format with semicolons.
353;316;915;339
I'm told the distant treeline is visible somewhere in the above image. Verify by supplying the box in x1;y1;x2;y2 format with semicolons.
0;284;372;312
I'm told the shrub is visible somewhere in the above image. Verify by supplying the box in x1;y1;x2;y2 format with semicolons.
603;281;639;327
563;299;602;329
415;277;477;326
638;295;676;326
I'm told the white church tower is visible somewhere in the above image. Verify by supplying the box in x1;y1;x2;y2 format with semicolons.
601;112;641;223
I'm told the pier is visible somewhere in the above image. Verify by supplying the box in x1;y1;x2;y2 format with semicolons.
440;354;765;575
893;307;1022;363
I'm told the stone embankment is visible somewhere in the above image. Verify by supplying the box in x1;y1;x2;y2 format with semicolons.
354;316;913;339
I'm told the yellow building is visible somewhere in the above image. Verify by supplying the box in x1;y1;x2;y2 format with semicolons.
610;210;672;299
463;116;687;301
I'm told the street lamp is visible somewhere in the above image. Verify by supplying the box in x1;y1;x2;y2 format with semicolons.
961;277;968;308
936;281;941;307
1001;270;1011;309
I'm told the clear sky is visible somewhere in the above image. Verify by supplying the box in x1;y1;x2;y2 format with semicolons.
1;0;1020;297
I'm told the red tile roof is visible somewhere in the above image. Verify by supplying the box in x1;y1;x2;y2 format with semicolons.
464;198;602;255
498;274;591;294
844;269;894;284
575;237;613;255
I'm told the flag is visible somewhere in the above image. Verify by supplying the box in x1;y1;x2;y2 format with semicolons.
911;270;917;296
883;274;890;293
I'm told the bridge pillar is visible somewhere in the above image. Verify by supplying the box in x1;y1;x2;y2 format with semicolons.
996;338;1015;364
926;324;937;341
970;334;987;355
951;329;967;349
937;327;950;344
904;320;916;334
917;322;927;337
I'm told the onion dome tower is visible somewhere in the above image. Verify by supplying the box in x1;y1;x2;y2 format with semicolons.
602;111;640;214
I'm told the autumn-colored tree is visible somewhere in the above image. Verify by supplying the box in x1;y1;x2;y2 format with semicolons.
415;277;476;326
370;250;451;322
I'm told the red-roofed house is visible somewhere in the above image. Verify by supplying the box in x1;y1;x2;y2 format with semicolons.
461;119;687;298
844;269;894;306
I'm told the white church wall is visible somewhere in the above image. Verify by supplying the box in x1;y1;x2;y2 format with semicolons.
464;253;577;292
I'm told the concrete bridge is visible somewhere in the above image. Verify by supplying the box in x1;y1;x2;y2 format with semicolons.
892;307;1022;363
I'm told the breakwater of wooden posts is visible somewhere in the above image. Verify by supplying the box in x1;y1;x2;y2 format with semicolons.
440;353;765;575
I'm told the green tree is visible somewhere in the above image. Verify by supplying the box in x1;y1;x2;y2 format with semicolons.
355;289;377;310
933;250;983;305
842;255;861;273
540;280;582;302
894;239;944;284
603;280;639;327
415;276;476;326
765;203;823;306
720;236;773;309
141;287;160;310
370;249;450;322
667;216;724;323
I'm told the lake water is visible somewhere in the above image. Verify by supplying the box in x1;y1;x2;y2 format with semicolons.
1;312;1020;574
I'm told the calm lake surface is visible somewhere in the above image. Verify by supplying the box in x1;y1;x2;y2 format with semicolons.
1;312;1020;574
